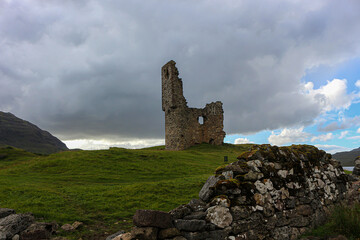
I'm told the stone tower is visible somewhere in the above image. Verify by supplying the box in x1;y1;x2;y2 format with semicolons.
162;60;226;150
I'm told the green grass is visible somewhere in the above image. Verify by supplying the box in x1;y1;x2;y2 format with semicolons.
302;203;360;240
0;143;252;239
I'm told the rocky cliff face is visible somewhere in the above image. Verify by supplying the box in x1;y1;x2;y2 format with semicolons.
0;111;68;154
119;145;351;240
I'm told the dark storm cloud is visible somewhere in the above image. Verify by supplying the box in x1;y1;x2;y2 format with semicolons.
1;0;360;141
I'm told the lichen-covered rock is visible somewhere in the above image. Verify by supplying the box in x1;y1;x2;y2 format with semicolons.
0;214;34;239
206;206;233;228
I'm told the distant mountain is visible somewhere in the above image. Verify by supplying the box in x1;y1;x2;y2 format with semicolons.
332;147;360;166
0;111;68;154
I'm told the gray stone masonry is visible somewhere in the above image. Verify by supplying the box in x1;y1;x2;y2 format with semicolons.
122;144;358;240
161;60;226;150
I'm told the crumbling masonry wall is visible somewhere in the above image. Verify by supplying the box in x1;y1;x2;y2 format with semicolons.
126;145;352;240
162;60;226;150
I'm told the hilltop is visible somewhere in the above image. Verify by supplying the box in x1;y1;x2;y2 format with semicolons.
0;111;68;154
332;147;360;166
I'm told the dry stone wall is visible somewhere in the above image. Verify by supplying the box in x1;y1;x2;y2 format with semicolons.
121;145;351;240
161;60;225;150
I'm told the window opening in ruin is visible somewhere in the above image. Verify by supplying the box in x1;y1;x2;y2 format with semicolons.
209;139;214;145
198;116;204;125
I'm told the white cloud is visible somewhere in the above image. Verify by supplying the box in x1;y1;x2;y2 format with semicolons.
303;79;355;112
63;138;165;150
356;80;360;88
315;144;352;154
347;136;360;140
318;115;360;132
357;128;360;133
268;127;310;146
339;131;348;139
311;133;333;142
234;138;253;144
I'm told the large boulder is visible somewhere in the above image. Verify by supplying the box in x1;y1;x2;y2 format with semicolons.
0;214;34;239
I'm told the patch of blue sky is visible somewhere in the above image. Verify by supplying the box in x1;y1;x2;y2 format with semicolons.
228;58;360;153
225;130;271;145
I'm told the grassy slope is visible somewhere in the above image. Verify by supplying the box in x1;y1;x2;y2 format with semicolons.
0;143;252;239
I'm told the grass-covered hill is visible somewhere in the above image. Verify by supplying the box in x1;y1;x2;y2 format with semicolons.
0;111;68;154
0;143;252;239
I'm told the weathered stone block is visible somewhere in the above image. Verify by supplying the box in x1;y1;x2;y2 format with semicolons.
131;227;158;240
158;227;180;239
169;205;192;220
173;219;206;232
133;210;173;228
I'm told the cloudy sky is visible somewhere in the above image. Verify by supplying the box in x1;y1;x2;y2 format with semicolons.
1;0;360;153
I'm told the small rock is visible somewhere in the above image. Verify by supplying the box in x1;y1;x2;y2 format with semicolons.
211;196;231;208
188;199;207;212
222;171;234;179
11;235;19;240
106;230;125;240
113;232;132;240
254;180;267;194
61;224;74;232
71;221;83;230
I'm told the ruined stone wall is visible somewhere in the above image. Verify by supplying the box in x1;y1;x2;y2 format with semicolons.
161;61;225;150
124;145;351;240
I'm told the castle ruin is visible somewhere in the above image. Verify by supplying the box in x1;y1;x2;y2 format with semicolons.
161;60;226;150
